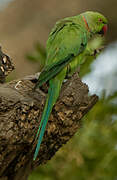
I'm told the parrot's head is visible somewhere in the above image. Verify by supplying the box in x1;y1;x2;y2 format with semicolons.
81;11;108;36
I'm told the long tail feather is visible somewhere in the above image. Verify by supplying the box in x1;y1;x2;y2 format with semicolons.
33;85;54;160
33;69;66;160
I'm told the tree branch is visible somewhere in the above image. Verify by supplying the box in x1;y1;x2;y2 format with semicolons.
0;50;98;180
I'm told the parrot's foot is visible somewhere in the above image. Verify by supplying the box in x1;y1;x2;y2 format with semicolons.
23;72;41;83
63;76;72;83
63;79;68;83
15;73;41;90
91;46;104;57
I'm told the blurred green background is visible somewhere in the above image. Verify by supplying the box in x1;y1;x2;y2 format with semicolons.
0;0;117;179
28;41;117;180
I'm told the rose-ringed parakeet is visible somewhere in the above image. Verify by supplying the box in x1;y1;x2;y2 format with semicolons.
33;11;108;160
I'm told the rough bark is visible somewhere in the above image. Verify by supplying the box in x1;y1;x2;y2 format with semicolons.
0;72;98;180
0;47;98;180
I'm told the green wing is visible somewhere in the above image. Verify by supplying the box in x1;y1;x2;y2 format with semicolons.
36;20;87;87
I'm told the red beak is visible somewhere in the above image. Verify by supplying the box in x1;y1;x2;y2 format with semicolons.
102;24;108;35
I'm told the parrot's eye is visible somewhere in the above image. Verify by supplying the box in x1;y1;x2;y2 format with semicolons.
98;18;102;22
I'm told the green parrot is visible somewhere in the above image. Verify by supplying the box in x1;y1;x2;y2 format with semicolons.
33;11;108;160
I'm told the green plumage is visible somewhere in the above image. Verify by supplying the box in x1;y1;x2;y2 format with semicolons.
33;11;108;160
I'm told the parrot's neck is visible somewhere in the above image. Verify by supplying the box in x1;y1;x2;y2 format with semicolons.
82;15;90;33
81;15;93;40
73;15;92;40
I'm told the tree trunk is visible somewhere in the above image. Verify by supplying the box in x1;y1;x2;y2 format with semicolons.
0;49;98;180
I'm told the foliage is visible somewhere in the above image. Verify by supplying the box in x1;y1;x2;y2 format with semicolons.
29;91;117;180
28;39;117;180
26;42;46;71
